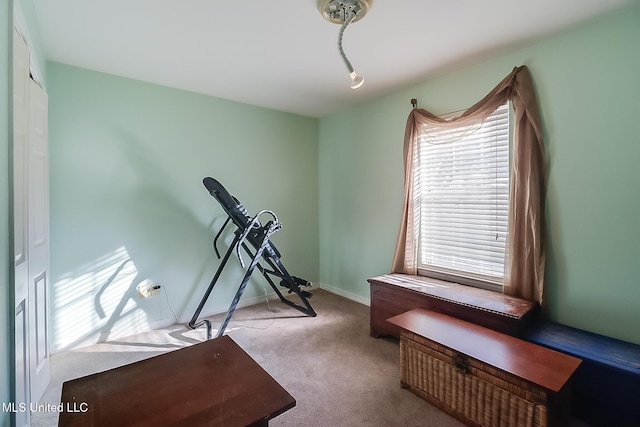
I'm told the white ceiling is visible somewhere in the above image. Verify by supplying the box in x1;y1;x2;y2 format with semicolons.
31;0;637;118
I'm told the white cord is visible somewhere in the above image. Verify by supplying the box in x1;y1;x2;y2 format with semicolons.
158;285;180;324
230;274;276;331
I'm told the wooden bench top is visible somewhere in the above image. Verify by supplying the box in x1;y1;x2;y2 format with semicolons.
369;274;536;320
525;321;640;375
388;308;582;393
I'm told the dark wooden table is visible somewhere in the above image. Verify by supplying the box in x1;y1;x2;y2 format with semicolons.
58;335;295;427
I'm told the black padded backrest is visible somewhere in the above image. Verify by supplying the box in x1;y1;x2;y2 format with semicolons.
202;177;281;259
203;177;251;228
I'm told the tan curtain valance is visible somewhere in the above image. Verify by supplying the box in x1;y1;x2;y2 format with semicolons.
391;65;546;303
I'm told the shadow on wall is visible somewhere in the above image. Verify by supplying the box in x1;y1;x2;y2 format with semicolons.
53;246;150;351
50;130;225;352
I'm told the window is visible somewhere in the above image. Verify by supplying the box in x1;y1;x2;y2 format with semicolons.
416;103;510;290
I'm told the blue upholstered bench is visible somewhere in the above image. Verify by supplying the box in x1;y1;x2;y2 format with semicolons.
524;321;640;427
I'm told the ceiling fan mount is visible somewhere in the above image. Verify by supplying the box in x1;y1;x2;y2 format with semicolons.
317;0;373;25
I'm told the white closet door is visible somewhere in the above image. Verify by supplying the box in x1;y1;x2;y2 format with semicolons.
13;28;31;427
27;77;50;404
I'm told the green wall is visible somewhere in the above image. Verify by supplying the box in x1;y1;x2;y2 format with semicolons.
1;1;11;424
319;5;640;344
7;0;639;374
48;63;319;351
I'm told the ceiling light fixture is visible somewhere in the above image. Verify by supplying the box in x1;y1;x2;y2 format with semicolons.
318;0;372;90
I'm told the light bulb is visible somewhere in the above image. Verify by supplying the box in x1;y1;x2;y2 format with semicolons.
349;71;364;89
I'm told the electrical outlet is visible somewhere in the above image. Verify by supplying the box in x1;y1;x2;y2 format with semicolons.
137;282;161;298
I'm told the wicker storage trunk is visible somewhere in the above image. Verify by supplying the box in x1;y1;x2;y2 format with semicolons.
389;309;581;427
401;331;547;427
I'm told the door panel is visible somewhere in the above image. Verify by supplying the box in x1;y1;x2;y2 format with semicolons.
13;29;29;305
28;78;50;404
13;28;31;427
15;302;29;427
34;273;48;365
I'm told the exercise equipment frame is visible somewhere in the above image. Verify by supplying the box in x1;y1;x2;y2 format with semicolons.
189;177;316;339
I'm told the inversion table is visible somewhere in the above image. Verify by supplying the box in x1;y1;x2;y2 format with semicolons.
189;177;316;339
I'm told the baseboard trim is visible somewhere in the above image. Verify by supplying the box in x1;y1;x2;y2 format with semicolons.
318;282;370;306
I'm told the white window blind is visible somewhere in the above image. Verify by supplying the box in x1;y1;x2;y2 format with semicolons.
417;103;510;286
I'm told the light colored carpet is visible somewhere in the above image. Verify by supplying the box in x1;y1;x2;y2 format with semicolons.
31;289;591;426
